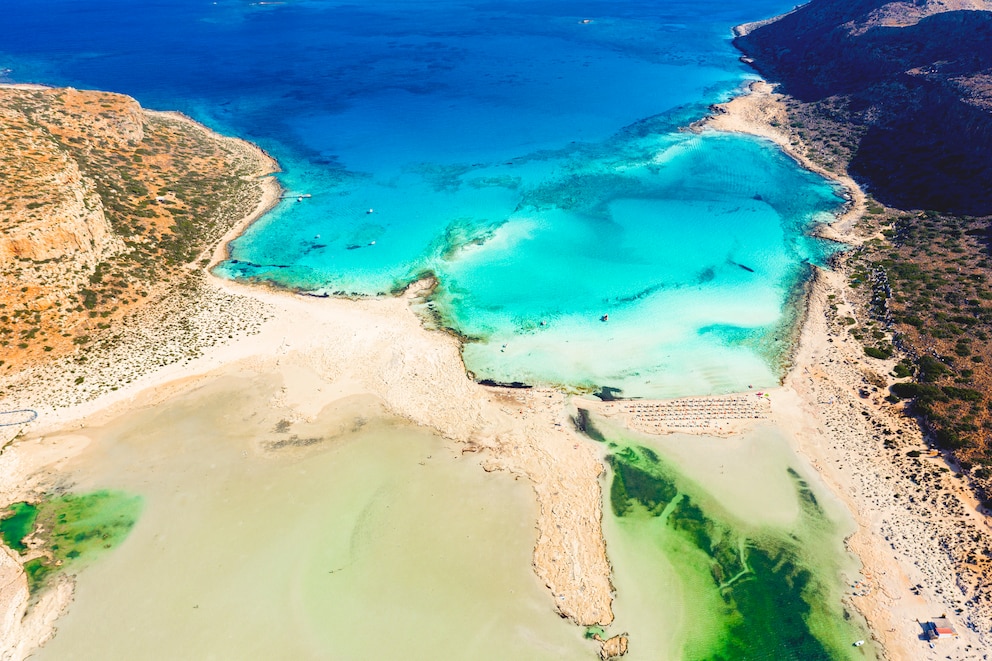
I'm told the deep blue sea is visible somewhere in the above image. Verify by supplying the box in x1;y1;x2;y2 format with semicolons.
0;0;844;397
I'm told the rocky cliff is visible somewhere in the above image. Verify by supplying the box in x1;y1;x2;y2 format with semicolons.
0;100;123;267
0;86;276;374
735;0;992;215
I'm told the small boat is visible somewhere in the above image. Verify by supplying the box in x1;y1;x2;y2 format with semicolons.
600;314;609;322
853;640;865;647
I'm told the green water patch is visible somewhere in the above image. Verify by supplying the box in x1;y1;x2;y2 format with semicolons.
584;626;607;640
0;502;39;554
605;443;867;660
18;490;143;593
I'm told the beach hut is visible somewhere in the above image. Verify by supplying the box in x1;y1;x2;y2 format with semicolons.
923;617;959;640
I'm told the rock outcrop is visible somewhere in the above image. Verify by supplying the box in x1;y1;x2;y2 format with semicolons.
594;633;629;660
0;544;72;661
0;101;121;268
735;0;992;215
0;546;29;660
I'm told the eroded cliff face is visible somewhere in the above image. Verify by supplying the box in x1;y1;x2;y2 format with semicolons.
0;103;123;268
0;87;153;268
0;86;276;374
735;0;992;214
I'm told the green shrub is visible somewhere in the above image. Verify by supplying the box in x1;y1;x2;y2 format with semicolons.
918;355;951;382
865;345;893;359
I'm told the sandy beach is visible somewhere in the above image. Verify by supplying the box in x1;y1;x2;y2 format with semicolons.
0;98;617;654
3;82;991;660
0;274;618;656
693;81;992;659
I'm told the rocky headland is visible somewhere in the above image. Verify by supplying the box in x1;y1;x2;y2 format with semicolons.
734;0;992;215
0;85;279;376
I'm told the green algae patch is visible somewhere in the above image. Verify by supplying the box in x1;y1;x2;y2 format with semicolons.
584;625;606;640
24;490;143;593
604;442;869;661
0;502;39;554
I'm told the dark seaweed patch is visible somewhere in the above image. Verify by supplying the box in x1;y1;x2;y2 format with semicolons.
607;451;677;517
697;267;716;283
477;379;532;389
788;467;823;514
265;435;326;450
607;283;664;305
24;491;142;593
607;444;850;660
594;386;624;401
714;547;833;661
573;408;607;442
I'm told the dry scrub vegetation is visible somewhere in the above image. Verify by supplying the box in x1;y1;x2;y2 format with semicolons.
781;101;992;506
0;87;273;374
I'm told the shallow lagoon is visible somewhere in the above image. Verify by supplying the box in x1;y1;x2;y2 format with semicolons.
0;0;843;396
584;414;877;660
33;377;592;660
25;375;877;660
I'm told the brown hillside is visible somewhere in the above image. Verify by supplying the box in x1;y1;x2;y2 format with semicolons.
732;0;992;504
0;86;276;374
736;0;992;215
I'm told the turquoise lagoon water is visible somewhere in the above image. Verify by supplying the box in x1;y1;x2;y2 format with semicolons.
1;4;867;659
0;0;844;397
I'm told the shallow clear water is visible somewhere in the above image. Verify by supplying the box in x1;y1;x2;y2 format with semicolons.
582;414;877;660
33;378;593;660
1;3;862;657
0;0;843;396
